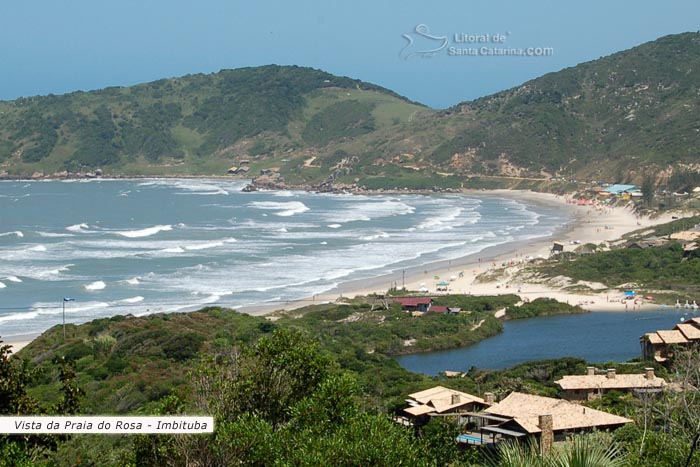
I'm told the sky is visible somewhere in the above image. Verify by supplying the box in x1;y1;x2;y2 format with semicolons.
1;0;699;109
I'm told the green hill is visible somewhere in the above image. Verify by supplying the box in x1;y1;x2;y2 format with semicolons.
2;33;700;191
0;65;428;177
309;32;700;191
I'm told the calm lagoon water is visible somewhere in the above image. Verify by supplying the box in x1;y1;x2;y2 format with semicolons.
397;308;694;374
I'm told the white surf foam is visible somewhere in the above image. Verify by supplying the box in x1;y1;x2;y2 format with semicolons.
119;296;144;304
184;241;224;251
28;245;47;252
125;277;141;285
5;276;22;283
0;282;5;289
417;207;464;231
249;201;310;217
327;224;342;229
84;280;106;291
37;231;74;238
360;231;390;241
0;231;23;238
160;247;185;254
115;224;173;238
66;223;89;232
326;200;415;223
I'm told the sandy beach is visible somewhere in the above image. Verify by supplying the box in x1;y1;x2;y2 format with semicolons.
7;189;686;353
3;333;40;355
242;190;682;316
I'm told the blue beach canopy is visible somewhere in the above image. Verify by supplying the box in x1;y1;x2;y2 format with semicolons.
624;291;636;296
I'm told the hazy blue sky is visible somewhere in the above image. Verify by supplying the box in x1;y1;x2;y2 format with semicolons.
1;0;698;108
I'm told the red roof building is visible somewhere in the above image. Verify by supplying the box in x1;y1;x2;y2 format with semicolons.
392;297;433;312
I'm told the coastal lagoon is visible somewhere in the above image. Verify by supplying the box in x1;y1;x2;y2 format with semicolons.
0;179;569;338
397;308;694;374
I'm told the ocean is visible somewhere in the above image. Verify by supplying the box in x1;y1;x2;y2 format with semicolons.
0;179;569;338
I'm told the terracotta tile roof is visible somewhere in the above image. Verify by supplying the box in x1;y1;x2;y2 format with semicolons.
645;333;663;345
404;404;436;416
555;374;666;391
676;323;700;340
657;330;689;344
484;392;632;434
429;306;448;313
406;386;485;414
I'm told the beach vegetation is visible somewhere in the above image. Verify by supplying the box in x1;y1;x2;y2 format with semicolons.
504;298;586;320
539;241;700;292
5;295;698;466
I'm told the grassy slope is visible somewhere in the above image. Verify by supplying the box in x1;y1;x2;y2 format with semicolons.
0;65;427;177
337;32;700;187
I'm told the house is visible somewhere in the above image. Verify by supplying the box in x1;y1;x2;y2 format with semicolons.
670;230;700;242
227;166;250;175
392;297;433;312
476;392;632;452
556;367;666;402
602;184;638;196
640;317;700;363
400;386;489;427
429;305;448;313
551;242;564;253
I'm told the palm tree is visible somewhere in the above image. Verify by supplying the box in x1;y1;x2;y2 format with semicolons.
484;434;626;467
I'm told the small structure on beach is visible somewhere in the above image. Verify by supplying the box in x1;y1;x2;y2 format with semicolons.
555;367;666;402
551;242;564;254
641;317;700;363
392;297;433;312
602;184;639;196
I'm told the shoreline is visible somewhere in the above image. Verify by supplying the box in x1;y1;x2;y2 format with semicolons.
3;332;41;355
4;184;688;353
241;190;683;316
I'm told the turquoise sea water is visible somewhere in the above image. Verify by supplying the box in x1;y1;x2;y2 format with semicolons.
0;178;569;337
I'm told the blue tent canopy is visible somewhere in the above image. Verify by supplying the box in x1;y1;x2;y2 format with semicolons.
624;291;636;296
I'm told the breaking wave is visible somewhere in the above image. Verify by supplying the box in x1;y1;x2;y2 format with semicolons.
115;225;173;238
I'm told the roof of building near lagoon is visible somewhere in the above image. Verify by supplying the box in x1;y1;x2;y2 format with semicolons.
555;370;666;391
484;392;632;434
405;386;486;415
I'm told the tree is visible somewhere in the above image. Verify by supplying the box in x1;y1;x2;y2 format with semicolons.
641;175;655;208
0;339;85;467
